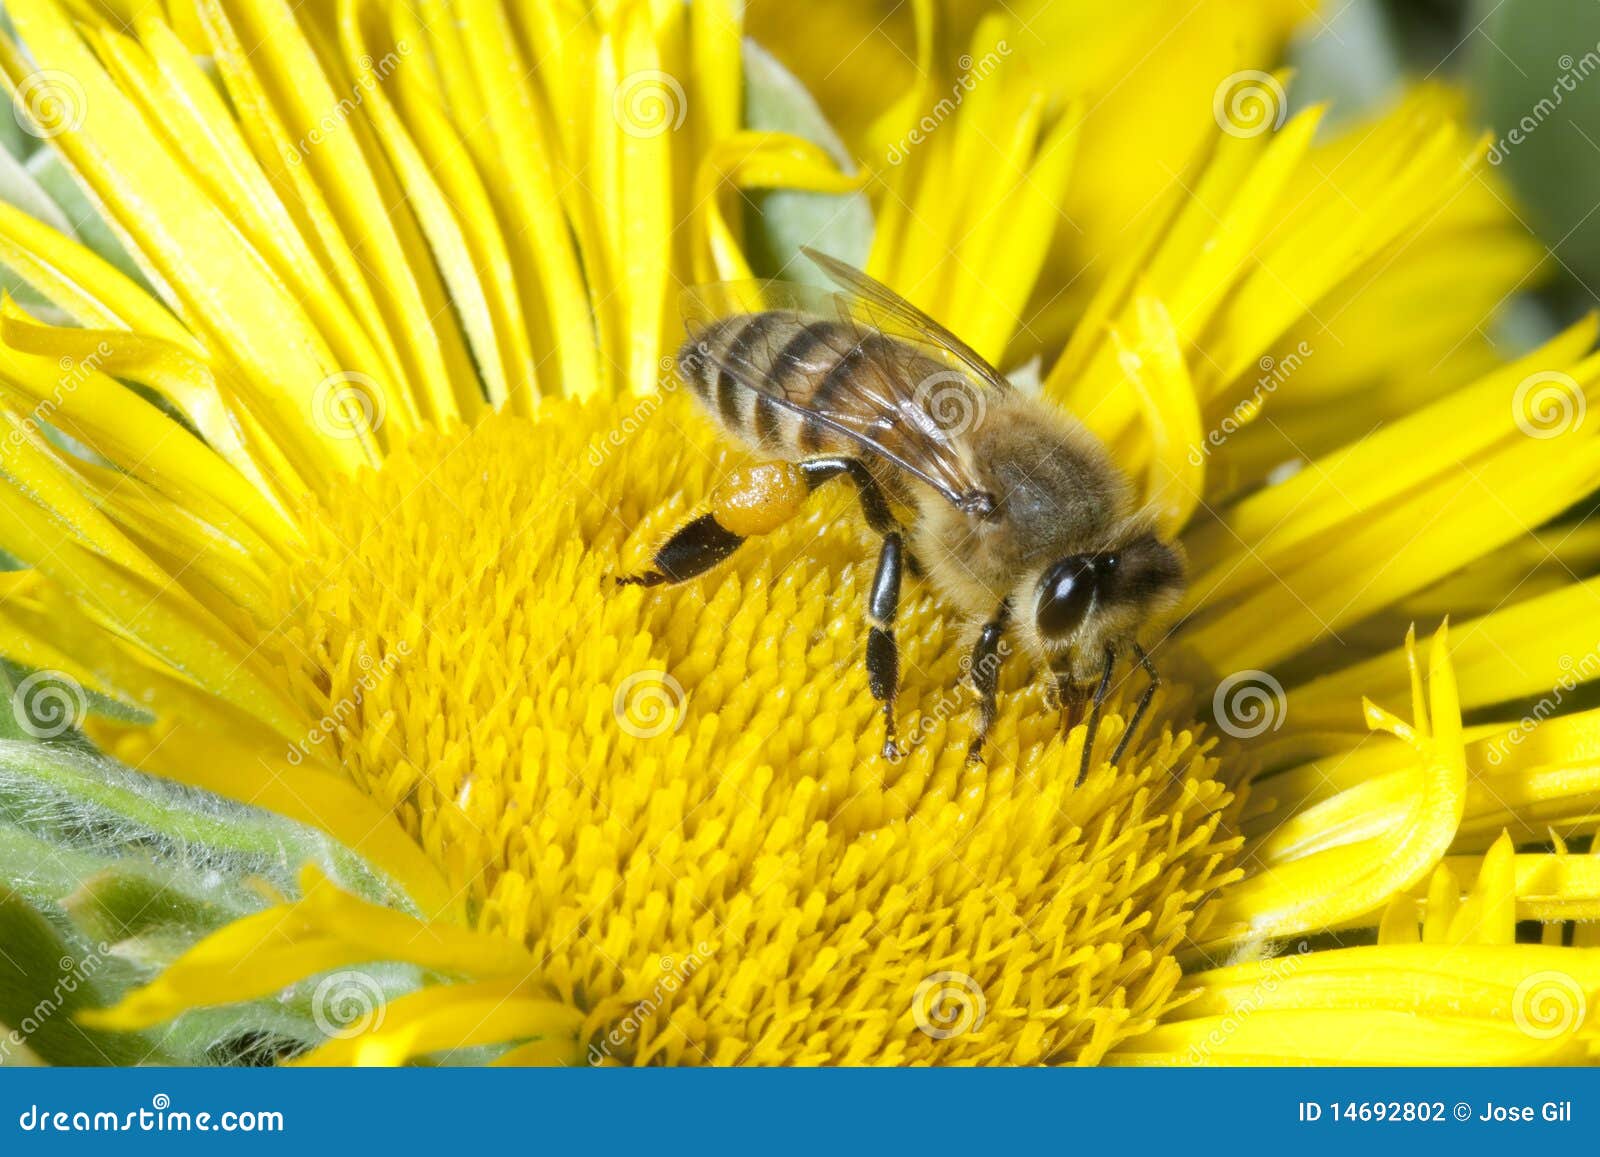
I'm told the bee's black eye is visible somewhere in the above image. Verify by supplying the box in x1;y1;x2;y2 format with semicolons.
1036;555;1100;638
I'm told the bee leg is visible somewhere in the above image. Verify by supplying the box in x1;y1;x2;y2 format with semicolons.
1109;644;1161;768
965;603;1010;763
616;513;744;587
618;461;808;586
800;453;909;759
1075;646;1116;787
797;456;897;536
865;531;904;760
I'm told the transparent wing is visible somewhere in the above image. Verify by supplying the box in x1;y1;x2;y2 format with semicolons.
801;247;1012;393
679;277;999;516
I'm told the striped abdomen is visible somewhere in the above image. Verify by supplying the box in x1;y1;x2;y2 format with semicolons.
678;312;904;458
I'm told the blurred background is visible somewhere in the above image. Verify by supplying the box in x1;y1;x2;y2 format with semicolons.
1295;0;1600;333
746;0;1600;346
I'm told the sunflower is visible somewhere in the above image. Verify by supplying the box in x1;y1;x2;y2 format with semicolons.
0;0;1596;1068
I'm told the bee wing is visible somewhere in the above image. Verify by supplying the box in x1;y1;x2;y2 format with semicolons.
800;247;1012;394
680;279;998;515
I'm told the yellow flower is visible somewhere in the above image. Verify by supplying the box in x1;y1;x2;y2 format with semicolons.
0;0;1595;1066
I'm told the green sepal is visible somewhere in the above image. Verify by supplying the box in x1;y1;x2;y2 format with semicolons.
0;740;394;904
0;739;426;1063
0;887;186;1066
742;38;873;282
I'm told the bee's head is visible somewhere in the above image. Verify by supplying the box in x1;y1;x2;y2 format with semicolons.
1030;531;1184;678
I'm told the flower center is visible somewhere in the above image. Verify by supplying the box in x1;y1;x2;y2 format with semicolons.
267;398;1242;1064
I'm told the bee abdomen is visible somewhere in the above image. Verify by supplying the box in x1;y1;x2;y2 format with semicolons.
679;313;785;434
678;314;872;456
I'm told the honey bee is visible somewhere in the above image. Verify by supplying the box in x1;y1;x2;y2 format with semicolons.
621;249;1184;779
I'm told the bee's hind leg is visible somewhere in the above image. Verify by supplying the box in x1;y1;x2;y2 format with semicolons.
865;531;905;761
616;512;745;587
617;461;808;586
792;455;910;761
797;456;897;536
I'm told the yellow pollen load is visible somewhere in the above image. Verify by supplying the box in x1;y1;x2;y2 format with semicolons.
709;461;810;538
